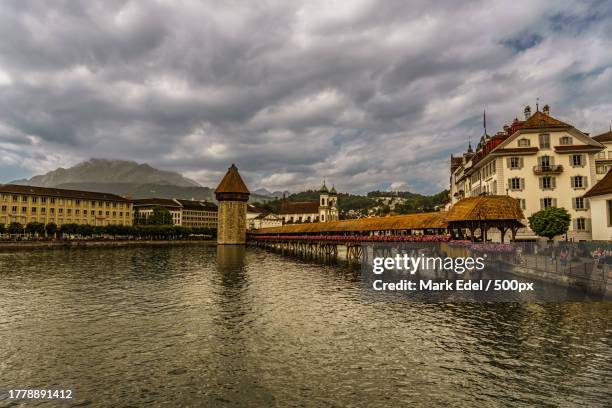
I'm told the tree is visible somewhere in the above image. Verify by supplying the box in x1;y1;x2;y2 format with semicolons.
45;222;58;238
0;223;5;236
8;222;24;236
147;205;173;225
528;207;571;241
25;222;45;237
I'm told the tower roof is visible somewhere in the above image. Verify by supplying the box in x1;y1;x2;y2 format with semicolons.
319;181;329;193
329;185;337;195
215;164;250;194
215;164;250;202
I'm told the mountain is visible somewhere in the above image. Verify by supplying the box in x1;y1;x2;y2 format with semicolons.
253;188;290;198
12;158;200;187
9;158;273;204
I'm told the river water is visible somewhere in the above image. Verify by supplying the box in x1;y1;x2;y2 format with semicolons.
0;244;610;407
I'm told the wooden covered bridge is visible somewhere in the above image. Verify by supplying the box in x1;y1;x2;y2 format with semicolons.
249;196;525;259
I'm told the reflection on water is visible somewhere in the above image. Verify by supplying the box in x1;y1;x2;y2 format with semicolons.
0;245;610;407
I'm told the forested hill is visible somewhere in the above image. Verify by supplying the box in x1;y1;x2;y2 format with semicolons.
258;189;449;215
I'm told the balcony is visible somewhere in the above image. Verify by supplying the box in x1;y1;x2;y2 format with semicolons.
533;165;563;175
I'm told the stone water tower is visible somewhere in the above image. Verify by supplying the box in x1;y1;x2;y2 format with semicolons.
215;164;250;245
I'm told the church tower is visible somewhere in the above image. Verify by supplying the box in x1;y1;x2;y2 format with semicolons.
318;182;339;222
215;164;250;244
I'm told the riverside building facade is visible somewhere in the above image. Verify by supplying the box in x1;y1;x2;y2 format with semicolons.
132;198;218;228
450;105;607;241
0;184;132;227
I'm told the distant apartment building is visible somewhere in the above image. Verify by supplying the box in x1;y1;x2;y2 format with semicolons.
175;199;218;228
247;204;283;230
132;198;218;228
0;184;133;227
449;105;607;241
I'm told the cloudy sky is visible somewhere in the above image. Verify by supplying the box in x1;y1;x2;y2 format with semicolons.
0;0;611;194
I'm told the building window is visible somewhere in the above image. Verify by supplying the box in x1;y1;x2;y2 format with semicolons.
31;207;36;214
21;206;27;213
41;197;46;204
508;157;522;169
519;199;526;210
573;197;586;210
575;218;587;231
539;176;555;190
541;197;555;209
518;138;530;147
597;165;608;174
571;154;584;167
596;151;606;159
539;134;550;148
571;176;586;189
559;136;572;145
50;198;55;204
22;196;28;202
538;155;553;168
509;177;523;191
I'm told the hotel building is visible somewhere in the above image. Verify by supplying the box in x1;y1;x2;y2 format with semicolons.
0;184;133;227
132;198;218;228
450;105;606;241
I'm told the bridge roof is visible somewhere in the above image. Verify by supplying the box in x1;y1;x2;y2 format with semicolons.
251;211;448;234
250;195;523;234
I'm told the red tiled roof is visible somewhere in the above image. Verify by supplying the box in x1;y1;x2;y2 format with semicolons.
593;131;612;143
279;201;319;215
215;164;250;194
521;111;571;130
584;170;612;198
0;184;130;202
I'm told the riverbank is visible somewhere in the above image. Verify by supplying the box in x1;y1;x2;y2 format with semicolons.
0;239;216;250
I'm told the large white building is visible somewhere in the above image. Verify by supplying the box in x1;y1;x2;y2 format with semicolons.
450;105;607;241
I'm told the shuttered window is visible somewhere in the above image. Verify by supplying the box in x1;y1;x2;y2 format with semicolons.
507;157;523;169
539;176;555;190
540;198;556;209
571;176;588;189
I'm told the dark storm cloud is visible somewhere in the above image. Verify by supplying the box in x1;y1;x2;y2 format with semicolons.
0;0;611;193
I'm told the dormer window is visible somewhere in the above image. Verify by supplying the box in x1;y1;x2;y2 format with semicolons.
518;138;530;147
559;136;572;145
